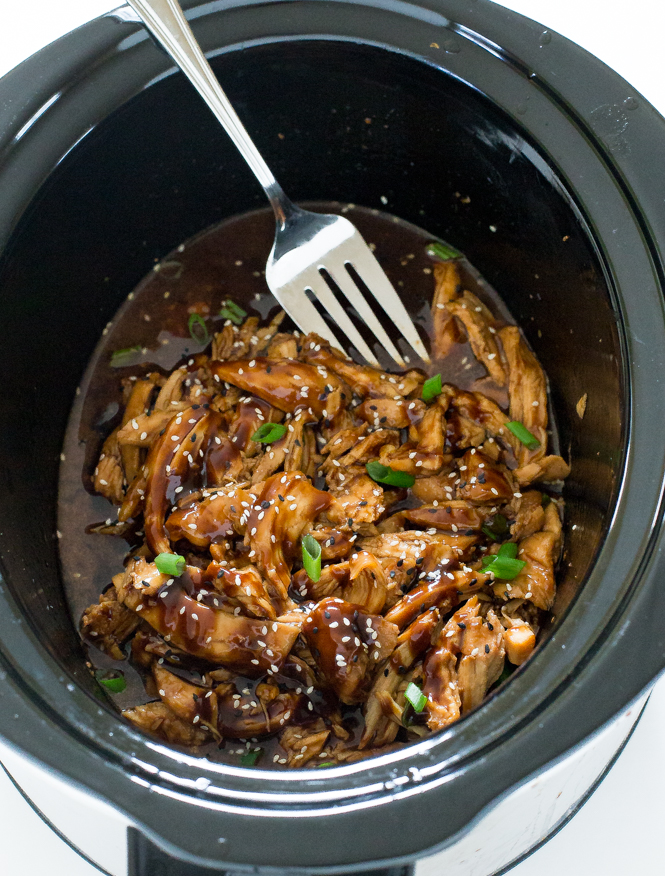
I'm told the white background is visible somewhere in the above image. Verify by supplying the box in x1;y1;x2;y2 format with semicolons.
1;1;665;874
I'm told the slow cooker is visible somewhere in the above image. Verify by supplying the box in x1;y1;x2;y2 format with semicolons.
1;1;665;874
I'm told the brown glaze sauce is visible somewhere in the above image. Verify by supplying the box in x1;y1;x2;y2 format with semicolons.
58;203;555;767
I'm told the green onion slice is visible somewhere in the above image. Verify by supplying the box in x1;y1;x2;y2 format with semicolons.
482;513;509;542
98;674;126;693
426;241;461;261
317;761;335;768
240;749;262;766
219;299;247;325
422;373;442;402
481;543;526;580
302;534;322;582
498;541;518;559
366;461;415;489
506;420;541;451
188;313;209;345
251;422;287;444
154;552;186;577
404;682;427;713
110;346;142;368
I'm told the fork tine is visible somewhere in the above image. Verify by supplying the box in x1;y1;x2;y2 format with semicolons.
347;250;431;364
324;264;406;367
271;282;348;356
306;274;382;367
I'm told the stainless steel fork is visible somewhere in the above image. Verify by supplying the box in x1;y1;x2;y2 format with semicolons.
127;0;430;367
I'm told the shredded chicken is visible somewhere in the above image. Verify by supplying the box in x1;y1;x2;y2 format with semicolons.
80;254;569;767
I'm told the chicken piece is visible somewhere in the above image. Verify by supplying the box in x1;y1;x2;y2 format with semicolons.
303;598;398;704
328;473;389;525
514;454;571;486
251;409;315;483
118;471;147;522
447;389;522;459
115;556;169;602
211;562;278;619
456;606;505;712
504;624;536;665
402;501;487;533
80;587;140;659
266;332;299;359
500;502;562;610
94;431;125;504
116;409;178;449
279;720;331;767
153;664;219;737
327;428;400;472
456;449;515;505
510;490;545;541
143;403;215;554
301;334;422;399
343;551;389;614
447;291;506;385
360;530;475;567
212;324;236;361
211;357;347;419
166;482;256;547
120;564;302;675
380;405;447;476
431;261;463;359
423;597;505;729
216;683;306;739
292;561;348;601
499;326;548;465
422;648;460;731
320;425;368;461
410;472;457;504
384;567;460;630
356;397;425;429
246;310;286;357
123;701;209;746
154;367;188;411
361;608;440;748
228;396;278;456
117;378;157;482
307;527;356;561
242;471;333;604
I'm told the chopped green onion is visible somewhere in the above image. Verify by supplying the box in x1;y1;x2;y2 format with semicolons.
484;556;526;579
302;534;322;582
506;421;541;451
110;345;142;368
251;422;287;444
240;749;262;766
219;299;247;325
404;682;427;713
154;552;186;577
188;313;209;345
482;513;509;542
366;461;415;489
426;241;461;261
481;542;525;580
422;373;442;402
498;541;518;559
98;673;126;693
541;494;552;507
481;542;519;569
317;762;335;768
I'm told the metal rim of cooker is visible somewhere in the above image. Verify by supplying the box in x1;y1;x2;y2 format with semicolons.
0;0;665;870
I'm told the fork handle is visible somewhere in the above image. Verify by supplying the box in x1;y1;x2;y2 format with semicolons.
127;0;297;225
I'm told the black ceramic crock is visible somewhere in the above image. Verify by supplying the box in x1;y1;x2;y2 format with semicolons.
1;0;665;872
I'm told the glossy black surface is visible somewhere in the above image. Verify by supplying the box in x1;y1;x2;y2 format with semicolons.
0;0;664;872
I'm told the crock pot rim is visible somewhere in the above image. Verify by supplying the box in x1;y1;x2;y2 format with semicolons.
1;0;665;868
